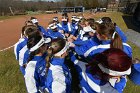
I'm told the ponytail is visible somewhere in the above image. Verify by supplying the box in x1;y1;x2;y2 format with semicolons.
27;51;36;63
45;38;66;74
110;31;123;50
45;47;53;74
96;23;123;50
27;49;41;63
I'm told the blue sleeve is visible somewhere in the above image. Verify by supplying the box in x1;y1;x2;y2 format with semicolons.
114;77;127;93
91;35;101;45
75;36;100;46
73;39;88;46
71;24;78;35
69;52;77;62
19;50;29;75
15;44;21;60
43;29;56;39
115;26;127;43
43;29;50;37
58;33;65;38
88;48;105;57
58;26;64;30
74;40;100;56
14;40;27;60
74;45;87;56
24;61;40;93
23;50;30;64
38;26;47;35
57;23;64;30
71;29;76;35
123;44;132;57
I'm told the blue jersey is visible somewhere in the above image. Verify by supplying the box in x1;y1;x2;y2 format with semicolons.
73;35;101;46
45;58;71;93
71;23;78;36
19;45;29;75
70;53;127;93
115;26;127;43
128;63;140;85
46;29;64;39
77;29;86;41
24;56;47;93
38;25;47;35
56;23;63;31
74;40;132;58
61;22;72;34
14;37;27;60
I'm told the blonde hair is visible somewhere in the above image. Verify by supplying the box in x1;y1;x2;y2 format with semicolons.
96;23;123;50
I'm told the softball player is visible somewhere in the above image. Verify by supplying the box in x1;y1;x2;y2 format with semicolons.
70;48;132;93
44;38;72;93
14;25;38;75
46;23;65;39
14;25;37;61
24;32;51;93
128;58;140;85
96;17;127;43
60;13;72;37
30;17;47;35
70;15;79;36
71;23;132;58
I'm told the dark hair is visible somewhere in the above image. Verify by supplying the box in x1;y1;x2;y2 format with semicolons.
96;23;123;49
21;26;26;36
53;17;59;23
25;20;34;26
62;13;68;17
62;13;69;22
27;31;43;62
101;17;117;26
87;18;95;26
53;17;58;19
45;38;66;73
21;25;38;37
48;21;54;26
30;17;37;20
88;48;132;81
30;17;39;25
101;17;112;23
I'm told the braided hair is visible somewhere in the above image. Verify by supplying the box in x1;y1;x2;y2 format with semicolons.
45;38;66;73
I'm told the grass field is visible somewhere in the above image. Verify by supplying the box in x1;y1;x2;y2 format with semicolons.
0;49;26;93
0;16;12;20
0;16;20;20
0;12;140;93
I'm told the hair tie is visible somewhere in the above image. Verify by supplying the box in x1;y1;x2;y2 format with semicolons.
54;42;70;56
98;64;131;76
112;31;117;39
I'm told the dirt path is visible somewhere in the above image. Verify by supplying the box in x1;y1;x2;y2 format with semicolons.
0;12;109;50
0;14;62;49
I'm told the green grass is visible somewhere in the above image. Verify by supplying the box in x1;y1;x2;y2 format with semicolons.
124;79;140;93
0;12;43;21
0;16;23;21
93;12;128;32
0;12;140;93
0;49;26;93
1;49;140;93
0;16;12;20
93;12;140;59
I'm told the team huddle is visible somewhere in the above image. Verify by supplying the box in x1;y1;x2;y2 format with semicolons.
14;13;140;93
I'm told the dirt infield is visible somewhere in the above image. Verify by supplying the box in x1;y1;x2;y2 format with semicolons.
0;12;109;50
